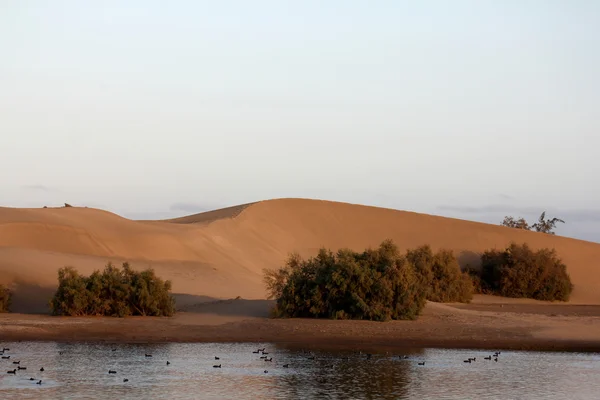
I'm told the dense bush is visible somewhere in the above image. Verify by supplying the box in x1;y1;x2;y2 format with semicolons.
264;240;427;321
501;216;530;230
479;243;573;301
50;262;176;317
0;284;11;313
405;245;473;303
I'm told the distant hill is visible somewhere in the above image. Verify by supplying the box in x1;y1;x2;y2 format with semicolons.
1;198;599;313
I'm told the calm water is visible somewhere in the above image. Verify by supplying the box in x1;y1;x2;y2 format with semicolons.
0;342;599;399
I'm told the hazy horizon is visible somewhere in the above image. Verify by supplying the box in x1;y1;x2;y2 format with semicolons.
1;1;599;242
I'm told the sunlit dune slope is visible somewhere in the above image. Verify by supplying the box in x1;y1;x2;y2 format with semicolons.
1;199;599;313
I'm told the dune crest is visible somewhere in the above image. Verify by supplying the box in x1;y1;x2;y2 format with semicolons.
1;198;599;312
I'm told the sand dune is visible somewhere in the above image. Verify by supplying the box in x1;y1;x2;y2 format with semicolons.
1;198;599;313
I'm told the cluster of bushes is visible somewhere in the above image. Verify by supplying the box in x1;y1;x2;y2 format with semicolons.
501;211;564;234
264;240;574;321
0;284;11;313
50;262;176;317
478;243;573;301
263;240;473;321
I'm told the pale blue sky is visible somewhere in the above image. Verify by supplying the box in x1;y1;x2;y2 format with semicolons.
1;1;598;241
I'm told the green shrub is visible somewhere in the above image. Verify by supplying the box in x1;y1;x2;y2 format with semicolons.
0;284;11;313
405;245;473;303
501;211;564;234
50;262;176;317
264;240;427;321
479;243;573;301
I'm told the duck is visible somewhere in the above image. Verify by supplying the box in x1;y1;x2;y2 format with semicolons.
283;364;289;368
264;370;268;373
7;369;16;374
18;366;27;370
1;356;10;360
40;367;45;372
108;370;117;374
166;361;170;366
464;359;472;363
484;356;492;360
123;379;129;383
145;354;152;358
12;361;20;365
29;377;35;381
214;356;220;360
418;362;425;366
264;358;273;362
213;364;221;368
36;380;42;385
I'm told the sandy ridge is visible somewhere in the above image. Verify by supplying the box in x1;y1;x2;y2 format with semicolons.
1;198;599;313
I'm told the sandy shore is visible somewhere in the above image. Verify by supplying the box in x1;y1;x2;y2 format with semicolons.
2;296;600;352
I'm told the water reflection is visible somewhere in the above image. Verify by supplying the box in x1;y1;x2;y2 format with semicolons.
271;347;417;399
0;342;599;399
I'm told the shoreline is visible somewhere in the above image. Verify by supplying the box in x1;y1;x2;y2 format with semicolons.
3;297;600;353
2;332;599;354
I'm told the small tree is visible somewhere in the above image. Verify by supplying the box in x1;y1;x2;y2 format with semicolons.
501;211;564;235
479;242;573;301
501;216;530;230
50;263;175;317
50;267;89;316
0;284;12;313
531;211;565;235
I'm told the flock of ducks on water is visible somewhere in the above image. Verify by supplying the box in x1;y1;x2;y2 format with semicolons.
2;345;282;384
416;351;502;366
1;347;43;385
3;345;504;385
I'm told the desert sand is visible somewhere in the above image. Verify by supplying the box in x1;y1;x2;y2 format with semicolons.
1;198;600;350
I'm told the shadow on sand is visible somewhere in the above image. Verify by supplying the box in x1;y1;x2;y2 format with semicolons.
457;250;481;271
8;282;55;314
174;294;274;318
5;285;272;318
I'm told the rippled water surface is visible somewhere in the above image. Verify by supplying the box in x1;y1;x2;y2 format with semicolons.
1;342;599;399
